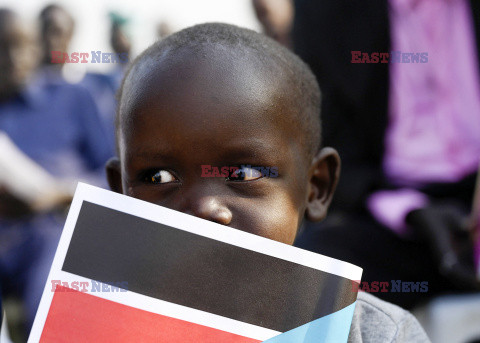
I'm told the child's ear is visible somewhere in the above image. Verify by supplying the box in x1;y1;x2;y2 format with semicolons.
105;157;124;194
305;147;340;222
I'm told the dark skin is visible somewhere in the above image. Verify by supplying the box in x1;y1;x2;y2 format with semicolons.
0;10;37;102
40;6;74;66
0;10;38;218
107;46;340;244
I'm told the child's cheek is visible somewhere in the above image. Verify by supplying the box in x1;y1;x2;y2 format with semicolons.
239;195;299;245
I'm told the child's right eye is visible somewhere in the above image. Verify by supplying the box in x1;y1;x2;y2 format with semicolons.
143;170;178;184
227;166;264;182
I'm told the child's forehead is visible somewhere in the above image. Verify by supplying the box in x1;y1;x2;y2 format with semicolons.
116;42;314;165
121;44;296;128
138;47;279;90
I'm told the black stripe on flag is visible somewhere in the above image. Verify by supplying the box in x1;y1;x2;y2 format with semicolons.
62;201;356;332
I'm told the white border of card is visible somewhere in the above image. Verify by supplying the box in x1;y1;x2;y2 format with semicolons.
29;183;363;342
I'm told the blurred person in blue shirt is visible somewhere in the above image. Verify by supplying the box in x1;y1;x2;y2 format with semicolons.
0;8;113;336
37;4;75;85
37;4;123;149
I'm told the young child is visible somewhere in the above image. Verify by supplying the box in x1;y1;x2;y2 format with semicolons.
105;23;430;342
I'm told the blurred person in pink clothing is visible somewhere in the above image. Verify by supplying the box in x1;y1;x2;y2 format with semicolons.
293;0;480;309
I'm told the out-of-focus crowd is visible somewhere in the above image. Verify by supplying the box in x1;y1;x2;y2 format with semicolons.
0;5;131;341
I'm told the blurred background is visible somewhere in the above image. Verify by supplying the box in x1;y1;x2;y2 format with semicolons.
0;0;479;342
1;0;261;74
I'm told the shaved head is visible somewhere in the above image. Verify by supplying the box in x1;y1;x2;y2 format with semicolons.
117;23;321;160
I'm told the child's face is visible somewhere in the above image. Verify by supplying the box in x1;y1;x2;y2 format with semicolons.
108;47;339;245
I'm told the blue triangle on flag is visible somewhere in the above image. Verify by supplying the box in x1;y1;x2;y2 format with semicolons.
262;302;357;343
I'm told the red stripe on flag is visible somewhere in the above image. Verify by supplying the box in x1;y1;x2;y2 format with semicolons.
40;286;261;343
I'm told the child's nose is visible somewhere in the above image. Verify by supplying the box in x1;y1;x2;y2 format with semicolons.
184;196;232;226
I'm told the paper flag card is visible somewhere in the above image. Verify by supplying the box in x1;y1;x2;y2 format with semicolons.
29;183;362;343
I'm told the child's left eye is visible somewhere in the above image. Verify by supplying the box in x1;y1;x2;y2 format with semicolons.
144;170;178;184
227;166;263;181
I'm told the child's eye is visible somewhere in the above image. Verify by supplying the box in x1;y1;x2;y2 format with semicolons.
227;166;263;181
144;170;178;184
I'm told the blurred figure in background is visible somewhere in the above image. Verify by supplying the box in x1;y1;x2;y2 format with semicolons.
293;0;480;310
37;3;75;84
108;11;131;89
80;11;132;148
252;0;293;48
0;8;113;338
0;10;38;102
156;21;172;40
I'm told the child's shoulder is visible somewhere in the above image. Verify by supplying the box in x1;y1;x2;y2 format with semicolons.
348;292;431;343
